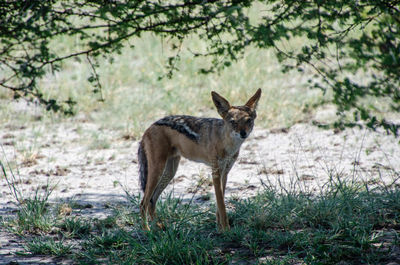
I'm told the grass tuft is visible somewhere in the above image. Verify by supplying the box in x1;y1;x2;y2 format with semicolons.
58;217;91;239
25;237;73;257
1;157;56;235
14;189;54;235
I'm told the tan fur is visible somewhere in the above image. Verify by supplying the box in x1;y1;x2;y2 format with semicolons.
139;88;261;231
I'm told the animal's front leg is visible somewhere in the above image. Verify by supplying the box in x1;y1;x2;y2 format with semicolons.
212;166;230;231
221;153;238;196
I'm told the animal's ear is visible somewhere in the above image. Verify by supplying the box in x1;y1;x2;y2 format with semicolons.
245;88;262;111
211;91;231;118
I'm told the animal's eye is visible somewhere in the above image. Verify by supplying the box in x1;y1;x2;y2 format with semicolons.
246;119;252;124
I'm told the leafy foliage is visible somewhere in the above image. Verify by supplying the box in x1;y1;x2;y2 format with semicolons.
0;1;399;133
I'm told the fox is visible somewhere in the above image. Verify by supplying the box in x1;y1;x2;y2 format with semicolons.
138;88;261;231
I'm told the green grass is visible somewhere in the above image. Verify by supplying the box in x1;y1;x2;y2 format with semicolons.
1;156;400;264
24;237;73;257
2;168;399;264
58;216;92;239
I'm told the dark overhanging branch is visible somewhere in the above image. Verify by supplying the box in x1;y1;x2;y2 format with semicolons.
86;54;104;102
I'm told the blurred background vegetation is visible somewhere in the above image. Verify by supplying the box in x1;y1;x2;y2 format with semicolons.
0;1;399;136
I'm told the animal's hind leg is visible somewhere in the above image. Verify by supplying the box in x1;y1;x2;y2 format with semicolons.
140;156;167;231
148;156;181;227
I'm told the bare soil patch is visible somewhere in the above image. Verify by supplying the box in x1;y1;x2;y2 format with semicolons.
1;120;399;214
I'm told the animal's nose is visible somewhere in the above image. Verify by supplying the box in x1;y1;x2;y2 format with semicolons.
240;130;247;138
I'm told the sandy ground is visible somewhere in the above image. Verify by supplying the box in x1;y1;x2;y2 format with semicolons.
1;118;400;264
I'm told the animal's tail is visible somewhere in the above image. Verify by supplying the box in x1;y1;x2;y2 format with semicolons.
138;141;148;192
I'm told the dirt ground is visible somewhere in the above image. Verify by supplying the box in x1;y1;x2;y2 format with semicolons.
1;117;400;264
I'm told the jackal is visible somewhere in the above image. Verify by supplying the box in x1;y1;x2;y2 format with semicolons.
138;88;261;231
